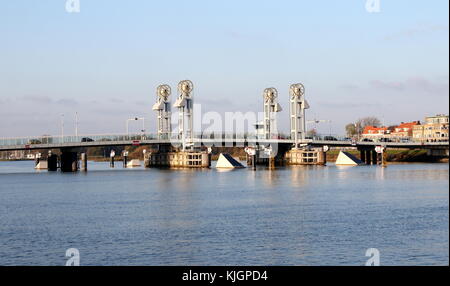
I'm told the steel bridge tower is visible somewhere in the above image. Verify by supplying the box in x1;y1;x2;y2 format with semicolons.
152;84;172;140
263;87;282;139
289;83;310;149
174;80;194;151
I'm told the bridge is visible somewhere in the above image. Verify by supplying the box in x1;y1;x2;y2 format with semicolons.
0;133;448;152
1;80;448;171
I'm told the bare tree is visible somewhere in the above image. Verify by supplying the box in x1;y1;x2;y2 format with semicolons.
357;117;381;128
306;128;318;138
346;116;381;136
345;123;357;137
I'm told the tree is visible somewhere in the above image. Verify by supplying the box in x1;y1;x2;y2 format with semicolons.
345;123;357;137
357;117;381;129
346;116;382;136
306;129;318;138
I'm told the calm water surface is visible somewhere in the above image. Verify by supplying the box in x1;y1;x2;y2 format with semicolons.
0;160;448;265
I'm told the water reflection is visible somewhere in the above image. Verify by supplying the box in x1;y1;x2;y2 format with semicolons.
0;161;448;265
289;166;309;188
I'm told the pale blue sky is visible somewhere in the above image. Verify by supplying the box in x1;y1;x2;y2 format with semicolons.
0;0;448;137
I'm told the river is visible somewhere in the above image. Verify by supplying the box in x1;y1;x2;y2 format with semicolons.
0;160;448;265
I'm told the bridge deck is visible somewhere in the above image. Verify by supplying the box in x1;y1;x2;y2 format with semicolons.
0;133;448;151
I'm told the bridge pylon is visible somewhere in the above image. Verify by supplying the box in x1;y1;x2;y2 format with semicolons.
289;83;310;149
174;80;194;151
152;84;172;140
263;87;282;140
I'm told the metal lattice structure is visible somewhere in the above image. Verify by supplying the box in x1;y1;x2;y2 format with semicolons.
263;87;282;139
174;80;194;150
152;84;172;139
289;83;310;148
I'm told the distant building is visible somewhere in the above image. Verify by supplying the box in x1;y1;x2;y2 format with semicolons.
361;126;389;140
413;114;449;142
390;121;420;138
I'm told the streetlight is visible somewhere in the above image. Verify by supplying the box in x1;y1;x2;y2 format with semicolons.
61;114;65;143
75;112;79;138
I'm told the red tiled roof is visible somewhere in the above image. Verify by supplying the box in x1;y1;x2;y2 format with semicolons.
395;121;420;130
362;126;388;135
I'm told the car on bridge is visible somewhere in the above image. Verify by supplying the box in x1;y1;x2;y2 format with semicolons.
81;137;94;142
323;136;338;141
28;139;42;144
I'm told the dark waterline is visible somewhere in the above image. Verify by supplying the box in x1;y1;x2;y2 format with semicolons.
0;161;448;266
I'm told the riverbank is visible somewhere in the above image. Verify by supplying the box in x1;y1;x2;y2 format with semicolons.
326;149;448;163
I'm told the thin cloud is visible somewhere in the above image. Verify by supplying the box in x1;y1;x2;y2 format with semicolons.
56;99;79;105
110;98;125;103
20;95;53;104
370;77;449;94
339;84;360;90
319;102;384;109
370;80;405;91
383;24;449;41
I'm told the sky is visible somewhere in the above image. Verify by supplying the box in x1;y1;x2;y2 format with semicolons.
0;0;448;137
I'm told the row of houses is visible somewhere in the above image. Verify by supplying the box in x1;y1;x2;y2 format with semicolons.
362;114;449;142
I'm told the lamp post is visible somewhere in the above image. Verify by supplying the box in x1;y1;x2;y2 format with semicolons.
61;114;65;143
75;112;79;138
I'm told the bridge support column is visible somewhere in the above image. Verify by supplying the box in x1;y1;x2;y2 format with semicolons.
269;157;275;169
47;154;58;171
35;157;40;168
144;153;150;168
360;149;366;163
365;150;372;165
381;149;388;167
123;154;128;168
61;151;79;172
371;150;378;165
81;153;87;172
246;154;257;170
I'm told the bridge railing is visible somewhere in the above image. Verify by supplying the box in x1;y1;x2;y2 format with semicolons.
0;133;160;147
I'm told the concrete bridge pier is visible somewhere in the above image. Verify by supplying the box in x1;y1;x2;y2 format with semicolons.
360;149;366;163
60;151;79;172
365;150;372;165
358;147;378;165
47;154;58;171
371;150;378;165
123;152;128;168
269;157;276;169
246;153;252;166
81;153;88;172
381;149;388;167
34;156;40;168
427;149;450;157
